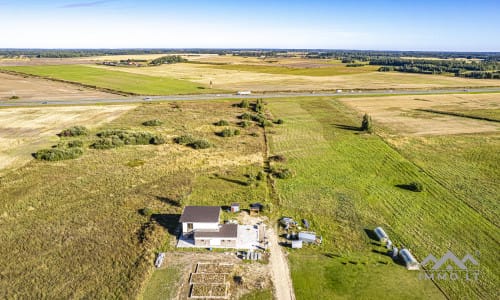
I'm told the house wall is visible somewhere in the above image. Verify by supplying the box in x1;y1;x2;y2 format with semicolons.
194;238;237;248
182;222;219;233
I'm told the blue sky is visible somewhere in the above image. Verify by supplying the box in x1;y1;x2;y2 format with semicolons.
0;0;499;51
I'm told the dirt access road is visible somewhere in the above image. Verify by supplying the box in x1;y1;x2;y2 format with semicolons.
268;225;296;300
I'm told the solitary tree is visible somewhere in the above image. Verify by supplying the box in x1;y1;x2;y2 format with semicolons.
361;113;373;132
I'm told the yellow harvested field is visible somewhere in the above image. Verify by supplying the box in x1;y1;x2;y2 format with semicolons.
339;93;500;135
94;63;500;92
0;105;135;171
0;72;121;100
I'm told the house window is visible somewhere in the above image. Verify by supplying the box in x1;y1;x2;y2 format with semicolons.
187;223;193;231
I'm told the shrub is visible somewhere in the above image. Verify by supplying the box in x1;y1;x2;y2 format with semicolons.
142;119;163;126
261;120;274;128
254;99;264;113
408;182;424;192
218;128;240;137
361;114;373;132
33;147;83;161
274;119;284;124
251;114;266;123
256;171;266;181
189;139;211;149
272;167;294;179
9;95;19;100
140;207;154;217
238;99;250;108
214;119;230;126
269;154;287;162
240;121;251;128
91;136;124;149
66;140;83;148
240;113;252;120
174;134;196;145
150;136;166;145
59;126;88;137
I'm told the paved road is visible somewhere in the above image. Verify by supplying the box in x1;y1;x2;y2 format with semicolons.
1;88;499;107
268;225;296;300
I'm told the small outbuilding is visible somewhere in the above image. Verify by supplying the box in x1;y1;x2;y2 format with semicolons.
231;203;240;213
249;203;263;215
374;227;389;243
399;248;420;270
298;231;321;244
291;240;303;249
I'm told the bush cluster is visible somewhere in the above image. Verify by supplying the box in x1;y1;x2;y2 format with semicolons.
240;113;252;120
217;128;240;137
34;147;83;161
59;126;88;137
253;99;264;113
240;121;251;128
214;119;230;126
272;167;294;179
237;99;250;108
274;119;284;124
91;130;164;149
174;134;211;149
142;119;163;126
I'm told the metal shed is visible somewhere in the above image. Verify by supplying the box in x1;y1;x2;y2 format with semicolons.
374;227;389;243
298;231;317;244
291;240;303;249
399;249;419;270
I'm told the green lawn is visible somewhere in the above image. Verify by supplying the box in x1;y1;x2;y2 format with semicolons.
139;266;181;300
1;65;223;95
201;63;379;76
265;97;499;299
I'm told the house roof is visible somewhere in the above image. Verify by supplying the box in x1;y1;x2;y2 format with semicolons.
179;206;220;223
194;224;238;239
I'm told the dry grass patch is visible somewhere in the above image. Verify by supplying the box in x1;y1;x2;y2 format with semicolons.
339;93;500;135
0;105;134;171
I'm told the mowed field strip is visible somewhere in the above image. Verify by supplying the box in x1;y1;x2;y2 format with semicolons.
338;93;500;135
265;97;498;299
0;65;224;95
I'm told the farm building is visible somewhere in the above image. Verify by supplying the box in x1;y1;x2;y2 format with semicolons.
179;206;238;248
399;248;420;270
374;227;389;243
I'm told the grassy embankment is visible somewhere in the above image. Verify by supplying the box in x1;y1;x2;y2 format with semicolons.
265;97;499;299
0;65;224;95
0;100;268;299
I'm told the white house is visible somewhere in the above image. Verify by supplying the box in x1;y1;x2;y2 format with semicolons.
179;206;238;248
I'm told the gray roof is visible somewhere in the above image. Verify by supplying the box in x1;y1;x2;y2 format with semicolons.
194;224;238;239
179;206;220;223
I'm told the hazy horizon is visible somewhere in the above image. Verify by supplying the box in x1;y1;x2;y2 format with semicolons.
0;0;499;51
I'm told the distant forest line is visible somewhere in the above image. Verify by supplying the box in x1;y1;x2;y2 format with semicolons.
1;48;498;79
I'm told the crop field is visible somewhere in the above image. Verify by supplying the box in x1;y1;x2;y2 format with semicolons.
0;72;121;101
0;105;134;171
0;100;269;299
99;62;500;93
338;93;500;135
265;97;499;299
0;65;222;95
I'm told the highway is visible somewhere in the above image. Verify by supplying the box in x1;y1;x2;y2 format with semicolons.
1;87;499;107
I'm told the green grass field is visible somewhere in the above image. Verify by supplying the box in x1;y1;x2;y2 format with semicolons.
265;97;499;299
1;65;223;95
201;63;379;76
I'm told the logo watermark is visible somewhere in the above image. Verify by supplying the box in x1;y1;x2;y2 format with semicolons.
419;250;480;281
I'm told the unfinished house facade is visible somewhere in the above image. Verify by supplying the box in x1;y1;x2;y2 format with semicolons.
179;206;238;248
